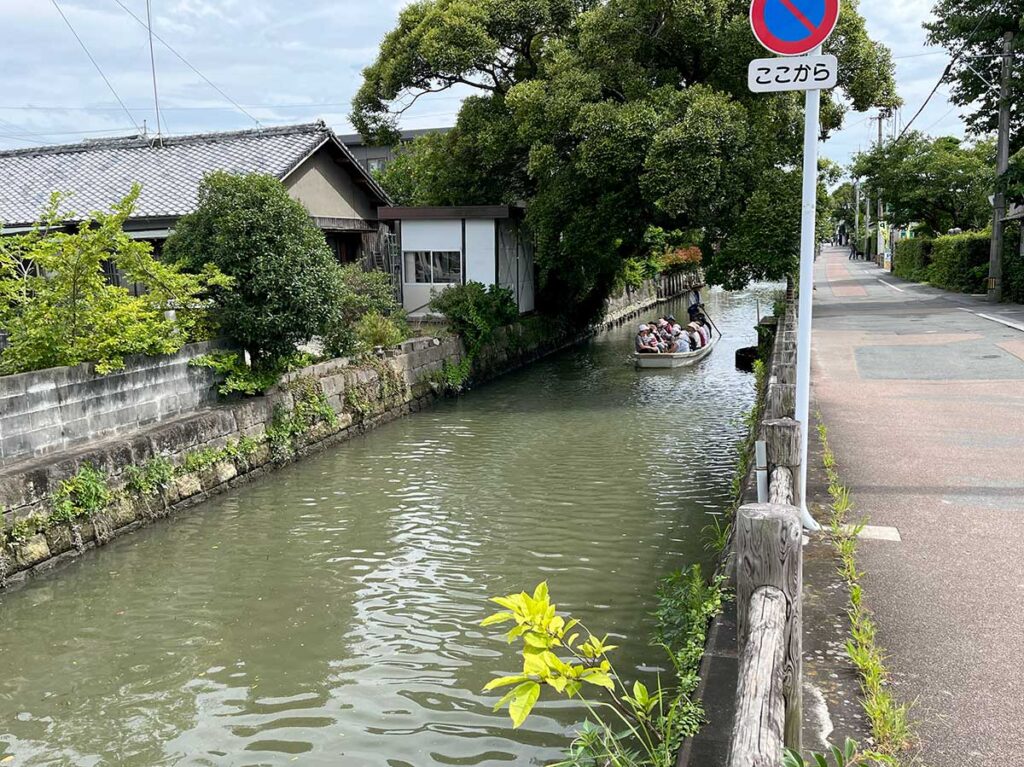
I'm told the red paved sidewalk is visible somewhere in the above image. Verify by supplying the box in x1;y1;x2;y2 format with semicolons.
811;247;1024;766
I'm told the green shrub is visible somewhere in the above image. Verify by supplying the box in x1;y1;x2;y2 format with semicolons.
0;188;229;375
51;464;111;525
430;282;518;351
1003;225;1023;304
124;456;175;496
892;238;933;282
189;350;317;397
322;265;405;358
429;283;518;392
927;229;992;294
355;310;407;350
165;172;345;367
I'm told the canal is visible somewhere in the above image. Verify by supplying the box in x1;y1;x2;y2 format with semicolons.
0;286;775;766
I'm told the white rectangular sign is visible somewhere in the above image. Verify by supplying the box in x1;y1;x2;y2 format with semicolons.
748;55;838;93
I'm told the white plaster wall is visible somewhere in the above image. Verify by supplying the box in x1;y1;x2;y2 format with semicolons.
465;219;496;285
402;220;462;252
402;220;464;315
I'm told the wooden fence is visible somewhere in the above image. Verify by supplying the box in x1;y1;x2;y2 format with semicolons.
728;300;805;766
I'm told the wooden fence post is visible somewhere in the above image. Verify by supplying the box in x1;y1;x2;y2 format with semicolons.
736;502;803;754
729;586;788;767
763;418;802;507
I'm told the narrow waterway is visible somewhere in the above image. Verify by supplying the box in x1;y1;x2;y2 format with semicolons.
0;286;776;767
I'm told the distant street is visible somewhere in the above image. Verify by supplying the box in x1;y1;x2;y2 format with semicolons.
812;246;1024;765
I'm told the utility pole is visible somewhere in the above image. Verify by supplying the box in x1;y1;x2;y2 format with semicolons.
876;114;885;266
865;177;871;260
988;31;1014;303
854;180;861;255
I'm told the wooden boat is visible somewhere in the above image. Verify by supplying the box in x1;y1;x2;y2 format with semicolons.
634;336;718;369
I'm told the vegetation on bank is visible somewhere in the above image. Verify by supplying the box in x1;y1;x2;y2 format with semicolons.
483;569;728;766
816;417;917;765
0;187;231;375
357;0;897;321
0;173;407;392
427;282;520;392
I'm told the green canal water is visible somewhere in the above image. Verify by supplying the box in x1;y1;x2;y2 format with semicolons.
0;286;776;766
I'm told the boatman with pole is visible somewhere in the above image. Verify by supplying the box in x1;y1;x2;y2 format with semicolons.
748;0;841;530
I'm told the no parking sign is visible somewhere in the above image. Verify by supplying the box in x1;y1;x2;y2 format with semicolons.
750;0;840;56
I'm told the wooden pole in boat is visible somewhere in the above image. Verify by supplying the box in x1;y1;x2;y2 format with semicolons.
702;307;724;339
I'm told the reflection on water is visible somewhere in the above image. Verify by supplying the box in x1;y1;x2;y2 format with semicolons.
0;286;778;766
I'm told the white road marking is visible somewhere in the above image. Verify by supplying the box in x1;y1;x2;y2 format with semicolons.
851;525;902;542
877;279;905;292
976;312;1024;334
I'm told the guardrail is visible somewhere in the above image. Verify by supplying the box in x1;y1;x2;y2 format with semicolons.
728;298;804;765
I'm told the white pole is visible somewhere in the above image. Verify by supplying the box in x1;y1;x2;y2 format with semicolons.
795;49;822;532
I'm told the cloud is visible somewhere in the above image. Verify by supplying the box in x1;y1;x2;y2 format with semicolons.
0;0;462;148
823;0;968;168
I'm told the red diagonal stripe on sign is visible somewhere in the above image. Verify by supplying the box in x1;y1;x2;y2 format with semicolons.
777;0;817;33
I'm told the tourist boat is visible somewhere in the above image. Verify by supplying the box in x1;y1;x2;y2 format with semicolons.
634;336;718;369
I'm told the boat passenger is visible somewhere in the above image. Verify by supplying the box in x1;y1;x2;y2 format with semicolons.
636;325;660;354
699;317;713;344
688;322;705;348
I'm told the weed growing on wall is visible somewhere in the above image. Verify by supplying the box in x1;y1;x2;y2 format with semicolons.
124;457;175;497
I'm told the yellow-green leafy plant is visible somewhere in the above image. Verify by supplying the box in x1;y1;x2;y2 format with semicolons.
0;187;230;375
482;581;712;766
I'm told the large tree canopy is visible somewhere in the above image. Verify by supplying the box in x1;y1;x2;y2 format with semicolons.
850;132;995;236
358;0;898;316
925;0;1022;153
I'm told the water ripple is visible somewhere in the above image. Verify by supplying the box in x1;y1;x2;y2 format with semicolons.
0;286;779;766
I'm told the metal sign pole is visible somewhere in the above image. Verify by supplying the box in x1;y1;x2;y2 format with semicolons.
795;46;822;531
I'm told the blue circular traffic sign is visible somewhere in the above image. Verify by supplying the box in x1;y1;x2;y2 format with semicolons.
750;0;839;56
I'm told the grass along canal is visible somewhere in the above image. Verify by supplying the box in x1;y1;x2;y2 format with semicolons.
0;286;776;766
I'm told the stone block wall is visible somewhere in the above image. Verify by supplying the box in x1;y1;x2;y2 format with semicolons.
0;342;225;468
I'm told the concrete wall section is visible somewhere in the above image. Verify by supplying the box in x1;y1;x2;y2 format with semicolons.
0;342;224;468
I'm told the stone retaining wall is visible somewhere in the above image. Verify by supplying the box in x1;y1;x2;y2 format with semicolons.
0;342;226;468
0;274;693;590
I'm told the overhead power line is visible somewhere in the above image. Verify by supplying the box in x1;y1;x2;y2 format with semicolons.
110;0;261;128
895;4;996;143
49;0;141;134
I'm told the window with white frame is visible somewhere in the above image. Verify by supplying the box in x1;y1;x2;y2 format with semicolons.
404;251;462;284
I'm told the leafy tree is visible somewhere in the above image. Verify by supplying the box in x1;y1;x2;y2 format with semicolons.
357;0;899;317
0;188;228;375
925;0;1022;153
166;172;347;366
851;132;994;235
830;180;859;236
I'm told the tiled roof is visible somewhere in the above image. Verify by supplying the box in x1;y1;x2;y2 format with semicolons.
0;121;386;227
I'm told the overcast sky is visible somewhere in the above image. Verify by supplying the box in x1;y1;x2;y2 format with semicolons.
0;0;972;171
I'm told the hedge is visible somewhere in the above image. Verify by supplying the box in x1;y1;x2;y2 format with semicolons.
893;238;933;282
892;225;1024;303
1004;224;1023;304
926;230;992;294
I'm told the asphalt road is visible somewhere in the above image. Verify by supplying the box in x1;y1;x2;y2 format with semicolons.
811;247;1024;766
